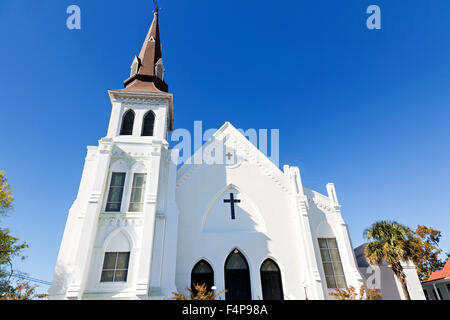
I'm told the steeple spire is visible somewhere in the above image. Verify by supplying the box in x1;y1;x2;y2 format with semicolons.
123;7;168;92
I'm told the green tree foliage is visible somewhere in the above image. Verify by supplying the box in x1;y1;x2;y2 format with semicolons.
364;221;421;300
0;171;31;298
0;171;14;216
0;228;28;295
409;225;448;281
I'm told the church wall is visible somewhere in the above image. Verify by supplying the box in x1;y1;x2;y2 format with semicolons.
175;158;306;300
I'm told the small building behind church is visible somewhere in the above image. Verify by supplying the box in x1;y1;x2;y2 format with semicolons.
48;10;424;300
422;259;450;300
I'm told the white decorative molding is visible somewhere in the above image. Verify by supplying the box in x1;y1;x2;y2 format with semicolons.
114;97;168;106
146;194;157;204
88;192;102;203
65;284;81;299
309;196;335;213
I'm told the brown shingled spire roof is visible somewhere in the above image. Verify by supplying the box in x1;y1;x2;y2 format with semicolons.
122;8;168;93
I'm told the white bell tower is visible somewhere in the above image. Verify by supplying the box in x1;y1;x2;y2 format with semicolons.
49;10;179;300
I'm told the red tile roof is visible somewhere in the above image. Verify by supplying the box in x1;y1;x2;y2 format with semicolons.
425;259;450;282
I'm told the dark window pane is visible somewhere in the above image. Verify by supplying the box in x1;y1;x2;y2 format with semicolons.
323;262;334;276
318;238;328;249
100;251;130;283
332;262;345;276
120;110;135;135
320;249;331;262
319;238;347;289
335;276;347;288
108;187;124;203
261;260;280;272
101;271;114;282
103;253;117;269
111;173;126;186
225;251;251;300
327;238;338;249
191;260;214;294
225;252;248;270
132;174;146;187
260;259;284;300
129;203;143;212
130;188;144;203
326;276;337;289
129;174;146;212
114;270;128;282
329;249;341;262
106;173;125;212
142;111;155;136
193;261;213;274
105;203;121;212
116;253;130;269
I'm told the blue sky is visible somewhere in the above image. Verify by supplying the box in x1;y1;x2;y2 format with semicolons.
1;0;449;291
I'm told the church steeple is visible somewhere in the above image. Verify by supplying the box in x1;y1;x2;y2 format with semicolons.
123;8;168;92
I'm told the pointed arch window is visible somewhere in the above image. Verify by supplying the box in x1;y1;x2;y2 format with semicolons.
141;110;155;136
318;238;347;288
224;250;251;300
260;259;284;300
191;260;214;294
100;252;130;282
120;109;135;135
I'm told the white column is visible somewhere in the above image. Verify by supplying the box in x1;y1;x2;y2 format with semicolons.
286;165;325;299
158;148;179;297
106;101;122;137
432;283;441;300
327;184;363;288
134;144;163;298
66;138;113;299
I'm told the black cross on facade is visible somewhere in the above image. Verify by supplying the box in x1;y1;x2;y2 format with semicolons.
224;193;240;220
225;152;233;160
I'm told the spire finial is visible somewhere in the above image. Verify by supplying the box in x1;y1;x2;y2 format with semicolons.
153;0;160;14
122;0;168;93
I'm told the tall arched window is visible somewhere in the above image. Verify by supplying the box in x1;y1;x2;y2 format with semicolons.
191;260;214;294
120;109;135;135
141;110;155;136
225;249;251;300
260;259;284;300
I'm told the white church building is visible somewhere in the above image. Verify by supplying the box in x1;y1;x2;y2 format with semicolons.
48;10;424;300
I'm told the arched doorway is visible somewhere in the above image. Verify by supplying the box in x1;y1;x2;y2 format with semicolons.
191;260;214;294
260;259;284;300
225;249;251;300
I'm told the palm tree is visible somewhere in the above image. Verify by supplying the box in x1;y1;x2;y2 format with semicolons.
364;221;420;300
